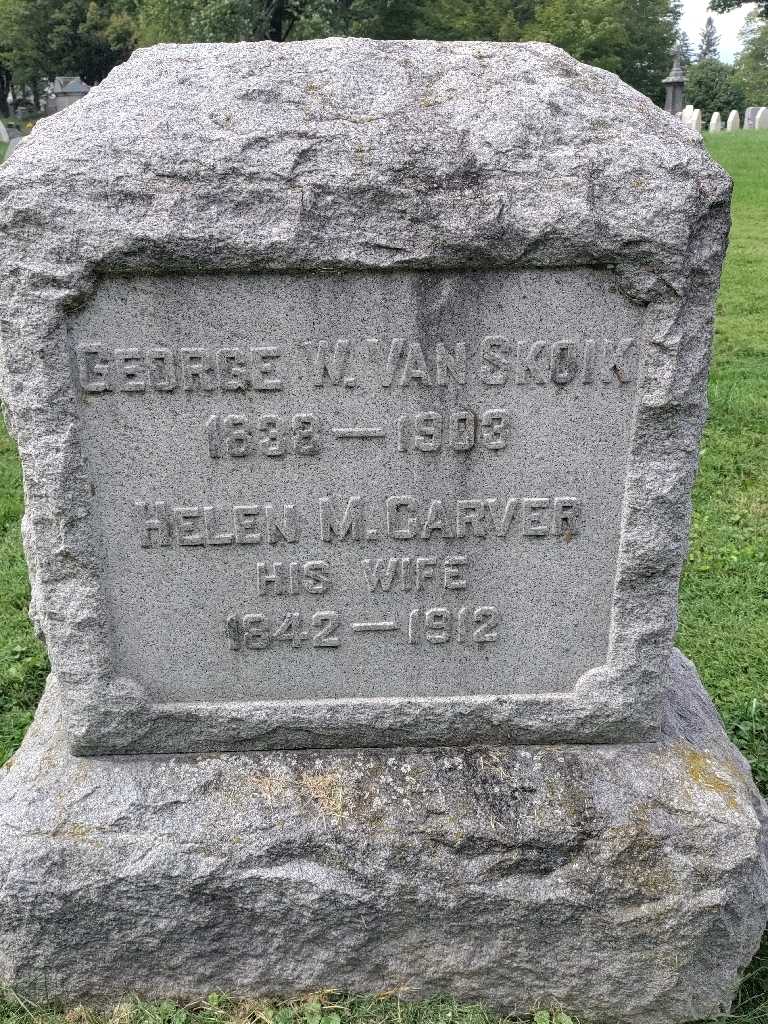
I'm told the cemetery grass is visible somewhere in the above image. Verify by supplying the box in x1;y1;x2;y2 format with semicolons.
0;133;766;1023
677;132;768;795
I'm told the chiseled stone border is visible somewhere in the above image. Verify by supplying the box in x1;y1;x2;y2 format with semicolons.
0;38;730;753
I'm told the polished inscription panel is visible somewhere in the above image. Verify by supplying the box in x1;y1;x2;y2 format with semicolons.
70;270;642;704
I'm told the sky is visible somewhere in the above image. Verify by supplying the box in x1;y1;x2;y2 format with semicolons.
680;0;756;61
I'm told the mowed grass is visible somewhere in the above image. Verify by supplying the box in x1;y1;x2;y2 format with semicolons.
678;132;768;791
0;419;47;764
0;133;767;1022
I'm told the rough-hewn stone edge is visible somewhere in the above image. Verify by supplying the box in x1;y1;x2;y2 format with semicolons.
0;39;732;753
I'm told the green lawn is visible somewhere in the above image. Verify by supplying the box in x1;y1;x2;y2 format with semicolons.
678;132;768;792
0;132;767;1023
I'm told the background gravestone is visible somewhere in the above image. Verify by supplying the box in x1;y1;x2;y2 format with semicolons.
1;38;767;1024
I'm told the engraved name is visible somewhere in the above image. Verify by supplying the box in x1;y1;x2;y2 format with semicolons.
77;337;637;394
134;495;581;548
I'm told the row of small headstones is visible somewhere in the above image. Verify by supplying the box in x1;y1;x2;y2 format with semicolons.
677;104;768;133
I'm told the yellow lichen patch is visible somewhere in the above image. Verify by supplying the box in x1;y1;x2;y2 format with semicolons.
57;821;94;841
250;775;292;804
300;771;346;821
678;746;741;808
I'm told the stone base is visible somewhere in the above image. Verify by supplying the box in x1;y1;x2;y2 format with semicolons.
1;651;767;1024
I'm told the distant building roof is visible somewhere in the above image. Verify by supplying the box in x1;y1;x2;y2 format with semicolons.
52;76;90;96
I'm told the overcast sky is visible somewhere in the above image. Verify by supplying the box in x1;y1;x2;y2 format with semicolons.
680;0;756;61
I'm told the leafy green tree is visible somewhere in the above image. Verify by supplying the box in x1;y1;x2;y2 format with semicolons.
710;0;768;18
733;13;768;107
615;0;682;100
412;0;522;41
0;0;51;103
522;0;624;73
139;0;358;43
523;0;681;103
0;0;135;103
697;15;720;59
290;0;531;43
686;57;745;123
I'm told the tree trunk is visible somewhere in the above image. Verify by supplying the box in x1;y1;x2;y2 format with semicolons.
268;0;284;40
0;68;10;118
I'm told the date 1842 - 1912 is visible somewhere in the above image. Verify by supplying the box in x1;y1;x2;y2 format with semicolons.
225;606;501;651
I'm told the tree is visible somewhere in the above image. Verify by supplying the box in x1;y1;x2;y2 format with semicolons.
0;0;52;104
698;15;720;60
522;0;624;75
710;0;768;18
0;63;12;117
138;0;536;46
733;13;768;107
411;0;522;40
0;0;136;103
138;0;302;43
686;57;745;122
290;0;537;40
523;0;681;103
138;0;368;44
617;0;683;101
677;30;693;65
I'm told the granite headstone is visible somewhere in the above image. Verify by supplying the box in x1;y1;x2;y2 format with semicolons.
1;39;766;1023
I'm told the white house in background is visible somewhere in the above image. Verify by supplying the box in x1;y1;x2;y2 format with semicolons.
46;76;90;115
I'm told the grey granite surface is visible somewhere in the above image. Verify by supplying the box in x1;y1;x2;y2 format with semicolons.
1;651;766;1023
0;39;732;752
69;270;640;703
